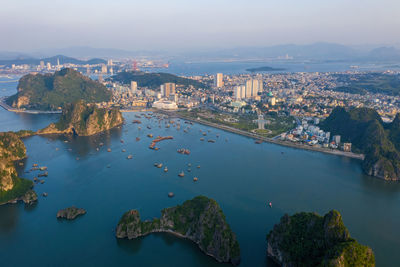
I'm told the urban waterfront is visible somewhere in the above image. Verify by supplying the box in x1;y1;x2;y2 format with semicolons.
0;101;400;266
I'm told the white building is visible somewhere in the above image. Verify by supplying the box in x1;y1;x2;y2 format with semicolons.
152;100;178;110
214;73;224;88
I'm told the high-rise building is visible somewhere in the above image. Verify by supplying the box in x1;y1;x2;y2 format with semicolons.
214;73;224;87
245;79;263;98
46;62;51;70
101;64;108;74
40;61;45;69
107;59;113;66
131;81;138;94
234;85;246;100
163;83;176;97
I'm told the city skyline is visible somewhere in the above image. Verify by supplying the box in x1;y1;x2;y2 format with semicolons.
0;0;400;52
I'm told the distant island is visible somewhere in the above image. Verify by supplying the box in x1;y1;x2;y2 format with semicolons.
0;132;37;205
321;107;400;180
37;101;123;136
6;68;112;111
246;66;286;72
267;210;375;266
116;196;241;265
110;71;209;89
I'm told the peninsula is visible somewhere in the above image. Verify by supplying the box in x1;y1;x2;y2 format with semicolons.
267;210;375;266
6;68;112;111
321;107;400;180
116;196;240;265
37;101;123;136
0;132;37;205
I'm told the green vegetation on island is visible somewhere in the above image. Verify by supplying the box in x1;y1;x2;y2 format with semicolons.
116;196;240;265
321;107;400;180
0;132;36;205
267;210;375;266
110;71;208;89
246;66;286;72
37;100;123;136
332;73;400;96
7;68;112;111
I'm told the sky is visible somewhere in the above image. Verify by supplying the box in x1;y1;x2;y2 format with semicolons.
0;0;399;52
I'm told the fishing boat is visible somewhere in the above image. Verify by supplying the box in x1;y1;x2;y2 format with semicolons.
269;202;272;208
127;155;133;159
147;134;153;138
157;163;163;168
208;139;216;143
193;177;198;182
200;138;204;141
107;148;111;152
178;171;185;177
136;137;140;141
168;192;175;198
164;167;168;172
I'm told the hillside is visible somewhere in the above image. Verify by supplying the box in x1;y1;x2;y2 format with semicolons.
332;73;400;96
321;107;400;180
37;101;123;136
7;68;112;110
116;196;240;265
267;210;375;266
0;132;36;205
110;71;208;89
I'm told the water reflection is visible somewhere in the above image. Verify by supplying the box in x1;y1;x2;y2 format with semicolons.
0;205;19;235
116;236;144;254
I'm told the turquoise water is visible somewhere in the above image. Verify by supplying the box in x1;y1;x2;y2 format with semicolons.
1;78;400;266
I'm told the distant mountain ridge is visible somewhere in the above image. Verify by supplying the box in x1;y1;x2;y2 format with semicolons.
0;54;106;67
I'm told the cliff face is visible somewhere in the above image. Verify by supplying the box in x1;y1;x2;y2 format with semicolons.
37;101;123;136
6;68;112;111
267;210;375;267
321;107;400;181
116;196;240;265
0;132;36;205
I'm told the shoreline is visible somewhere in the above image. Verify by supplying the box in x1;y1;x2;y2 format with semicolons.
159;110;365;160
0;97;62;114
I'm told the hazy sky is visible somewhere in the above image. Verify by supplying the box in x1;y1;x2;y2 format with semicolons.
1;0;399;51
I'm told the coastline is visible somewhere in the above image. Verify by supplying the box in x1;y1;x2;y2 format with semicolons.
158;110;365;160
0;97;62;114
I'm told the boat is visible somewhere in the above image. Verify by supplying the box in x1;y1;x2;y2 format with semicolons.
120;139;124;143
76;157;80;161
193;177;198;182
255;140;263;144
39;166;47;171
107;165;111;168
208;139;216;143
38;172;48;177
200;138;204;141
147;125;152;129
122;149;126;152
177;148;190;155
127;155;133;159
187;168;191;172
99;142;104;146
42;192;48;197
138;127;141;130
178;171;185;177
40;180;45;184
168;192;175;198
32;164;38;167
202;132;207;136
136;137;140;141
157;163;163;168
107;148;111;152
147;134;153;138
188;163;192;167
197;165;200;169
164;167;168;172
269;202;272;208
33;177;38;183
